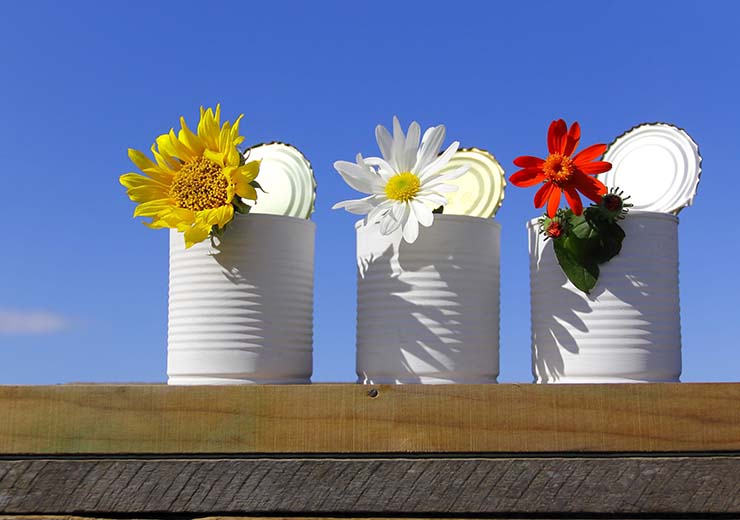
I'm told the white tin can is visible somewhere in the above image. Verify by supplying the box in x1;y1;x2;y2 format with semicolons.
167;214;315;384
528;211;681;383
356;215;501;384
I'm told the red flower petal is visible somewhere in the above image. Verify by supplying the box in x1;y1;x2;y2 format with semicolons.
547;119;567;154
513;155;545;168
578;160;612;175
534;182;554;209
563;121;581;156
547;186;562;217
510;167;545;187
563;185;584;215
573;143;607;165
572;171;607;203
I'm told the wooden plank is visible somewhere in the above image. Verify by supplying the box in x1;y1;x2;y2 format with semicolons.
0;457;739;515
1;384;740;454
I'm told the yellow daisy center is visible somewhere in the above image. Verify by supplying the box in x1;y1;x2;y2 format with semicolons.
170;156;230;211
542;153;574;184
385;172;421;202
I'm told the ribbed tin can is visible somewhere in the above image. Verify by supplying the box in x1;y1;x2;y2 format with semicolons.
528;211;681;383
356;215;501;384
167;214;315;385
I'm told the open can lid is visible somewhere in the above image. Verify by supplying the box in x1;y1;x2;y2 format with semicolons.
600;123;701;214
437;148;506;218
243;142;316;219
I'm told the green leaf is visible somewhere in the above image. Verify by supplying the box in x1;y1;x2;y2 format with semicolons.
232;197;252;215
553;236;599;294
569;213;599;240
251;180;266;193
592;221;625;263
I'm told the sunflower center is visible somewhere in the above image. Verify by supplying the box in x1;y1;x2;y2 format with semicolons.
542;153;574;184
385;172;421;202
170;156;229;211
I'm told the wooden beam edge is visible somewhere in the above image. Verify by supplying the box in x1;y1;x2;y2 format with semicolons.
1;383;739;454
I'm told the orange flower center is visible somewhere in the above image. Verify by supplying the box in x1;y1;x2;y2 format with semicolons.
542;153;574;185
170;156;229;211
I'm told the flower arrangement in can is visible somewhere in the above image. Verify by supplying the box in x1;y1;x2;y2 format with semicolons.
511;119;632;293
332;116;470;243
119;105;262;248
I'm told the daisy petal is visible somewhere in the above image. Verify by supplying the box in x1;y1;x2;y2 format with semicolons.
390;116;406;172
334;160;380;194
414;124;445;173
416;193;448;207
379;214;402;235
423;183;458;193
411;199;434;227
381;202;407;235
400;121;420;172
375;124;393;161
419;140;460;181
363;156;397;182
434;164;469;183
402;209;419;243
332;195;378;215
367;199;393;224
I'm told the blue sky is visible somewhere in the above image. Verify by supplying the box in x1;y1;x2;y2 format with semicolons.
1;0;738;383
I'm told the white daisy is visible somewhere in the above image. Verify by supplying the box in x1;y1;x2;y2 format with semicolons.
332;116;469;243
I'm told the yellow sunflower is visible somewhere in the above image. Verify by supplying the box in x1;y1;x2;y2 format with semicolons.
120;105;260;248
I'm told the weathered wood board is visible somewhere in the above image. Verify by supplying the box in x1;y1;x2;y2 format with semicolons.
0;457;739;515
1;384;740;454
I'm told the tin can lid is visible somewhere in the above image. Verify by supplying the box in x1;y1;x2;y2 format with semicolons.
243;142;316;219
600;123;701;214
437;148;506;218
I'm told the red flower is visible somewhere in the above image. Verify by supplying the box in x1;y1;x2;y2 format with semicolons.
510;119;612;217
546;220;565;238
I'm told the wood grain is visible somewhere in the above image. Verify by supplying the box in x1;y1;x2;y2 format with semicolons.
1;384;740;454
1;458;739;515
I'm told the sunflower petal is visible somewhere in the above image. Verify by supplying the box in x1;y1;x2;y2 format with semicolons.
125;185;170;203
199;205;234;228
119;173;168;190
183;223;211;249
133;199;174;218
178;116;205;156
128;149;157;172
204;149;225;167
